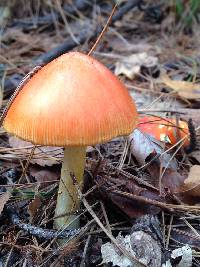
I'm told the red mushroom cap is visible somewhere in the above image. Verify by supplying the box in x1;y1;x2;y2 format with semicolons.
138;116;189;147
4;52;138;146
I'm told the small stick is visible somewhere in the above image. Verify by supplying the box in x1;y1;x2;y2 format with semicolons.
88;3;118;56
112;189;200;213
100;201;112;234
55;0;79;44
138;109;187;114
112;189;174;212
18;145;37;183
6;206;91;240
165;215;173;249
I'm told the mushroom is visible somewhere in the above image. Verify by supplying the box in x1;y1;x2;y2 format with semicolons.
138;116;189;147
3;52;138;230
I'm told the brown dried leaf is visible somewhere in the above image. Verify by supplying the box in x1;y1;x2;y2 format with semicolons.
97;175;162;219
179;165;200;196
115;52;158;79
2;28;61;59
9;136;62;166
110;191;161;218
129;129;186;192
28;195;41;222
190;150;200;164
30;165;60;186
160;72;200;100
9;135;33;148
129;129;177;169
107;35;160;54
0;192;10;215
148;162;186;192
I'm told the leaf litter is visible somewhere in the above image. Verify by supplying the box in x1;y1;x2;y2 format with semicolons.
0;191;10;216
158;71;200;100
115;52;158;80
0;1;200;266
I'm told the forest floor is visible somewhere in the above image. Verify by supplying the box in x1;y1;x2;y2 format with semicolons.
0;1;200;266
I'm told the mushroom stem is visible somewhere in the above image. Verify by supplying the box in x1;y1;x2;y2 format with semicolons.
54;146;86;230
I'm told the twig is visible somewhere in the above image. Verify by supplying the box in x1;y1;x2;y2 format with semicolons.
112;189;200;212
138;109;187;114
112;0;140;21
39;219;95;267
112;189;173;211
7;206;80;239
18;145;36;183
111;164;158;191
55;0;79;45
183;219;200;240
0;242;51;253
165;215;173;249
100;201;112;234
118;137;129;170
161;211;166;247
82;184;98;197
88;3;117;56
4;231;20;267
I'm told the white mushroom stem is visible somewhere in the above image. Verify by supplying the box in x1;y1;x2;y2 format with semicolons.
54;146;86;230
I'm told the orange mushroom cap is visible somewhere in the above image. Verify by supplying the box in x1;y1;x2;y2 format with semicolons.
138;116;189;147
3;52;138;146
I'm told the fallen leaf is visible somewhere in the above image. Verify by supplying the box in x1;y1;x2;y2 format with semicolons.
171;245;192;267
9;136;62;166
179;165;200;196
115;52;158;79
129;129;177;169
189;150;200;164
2;28;62;59
28;195;42;222
101;230;161;267
30;165;60;186
148;163;186;193
129;129;186;192
107;36;160;53
101;233;138;267
110;191;161;218
0;192;10;215
160;72;200;100
130;231;161;267
97;174;162;219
